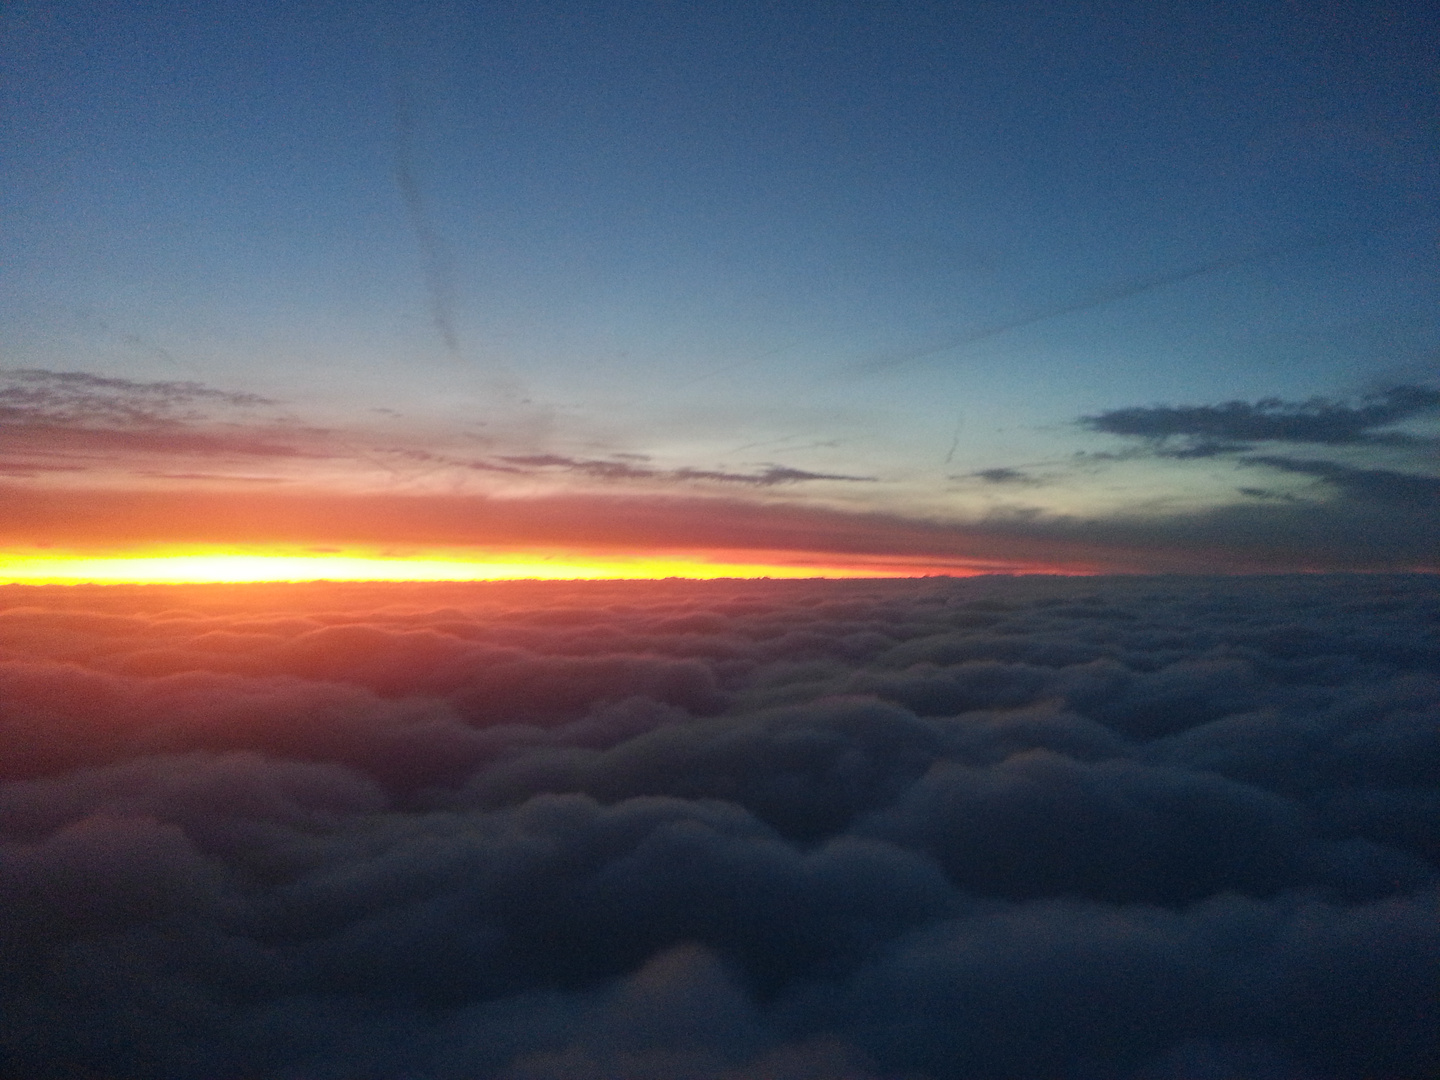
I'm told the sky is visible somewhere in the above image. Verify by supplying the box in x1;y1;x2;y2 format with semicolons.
6;11;1439;1072
2;574;1437;1078
2;0;1438;578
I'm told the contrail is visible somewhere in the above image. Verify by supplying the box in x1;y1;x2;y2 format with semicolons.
73;309;191;372
855;240;1336;374
678;237;1338;395
673;335;813;392
389;67;462;360
943;413;964;464
679;252;1236;391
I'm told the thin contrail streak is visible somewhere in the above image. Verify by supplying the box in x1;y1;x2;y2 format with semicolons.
673;336;812;392
74;309;191;372
855;240;1335;374
389;70;462;360
944;413;964;465
678;237;1337;395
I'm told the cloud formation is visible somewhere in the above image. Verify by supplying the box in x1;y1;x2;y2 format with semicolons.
0;369;320;474
496;455;875;487
1032;386;1440;568
1081;385;1440;451
1240;455;1440;506
2;575;1436;1078
958;467;1042;486
0;369;877;499
0;369;276;428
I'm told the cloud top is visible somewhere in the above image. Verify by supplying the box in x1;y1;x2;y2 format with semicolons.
1;575;1436;1078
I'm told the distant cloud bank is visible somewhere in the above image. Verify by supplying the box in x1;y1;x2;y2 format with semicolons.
2;575;1436;1078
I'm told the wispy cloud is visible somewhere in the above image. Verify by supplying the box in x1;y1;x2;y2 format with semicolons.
492;454;875;487
0;369;275;429
955;467;1043;486
0;371;876;493
0;370;321;472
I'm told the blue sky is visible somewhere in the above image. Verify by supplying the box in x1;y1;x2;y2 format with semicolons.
2;0;1437;571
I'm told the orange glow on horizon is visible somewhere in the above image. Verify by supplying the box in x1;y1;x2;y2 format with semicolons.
0;547;1033;584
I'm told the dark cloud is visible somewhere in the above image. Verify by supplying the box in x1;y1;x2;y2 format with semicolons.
1081;385;1440;448
959;467;1042;486
1237;486;1299;501
2;575;1437;1078
963;489;1440;571
1022;386;1440;566
1240;455;1440;506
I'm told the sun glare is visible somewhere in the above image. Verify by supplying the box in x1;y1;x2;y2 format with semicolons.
0;549;985;584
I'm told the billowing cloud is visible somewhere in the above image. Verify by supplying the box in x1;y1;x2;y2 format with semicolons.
2;575;1437;1078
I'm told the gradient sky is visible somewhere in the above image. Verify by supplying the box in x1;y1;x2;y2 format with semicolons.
3;0;1437;575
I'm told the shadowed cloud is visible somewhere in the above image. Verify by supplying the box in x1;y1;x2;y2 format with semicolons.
1240;456;1440;506
0;575;1436;1078
958;467;1043;486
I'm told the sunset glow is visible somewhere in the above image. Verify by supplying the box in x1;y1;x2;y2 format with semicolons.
0;548;1002;584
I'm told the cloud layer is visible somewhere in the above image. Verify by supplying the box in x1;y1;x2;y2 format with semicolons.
2;575;1437;1078
5;371;1438;572
0;369;875;498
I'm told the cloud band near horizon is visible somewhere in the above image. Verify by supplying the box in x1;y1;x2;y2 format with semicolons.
2;479;1436;576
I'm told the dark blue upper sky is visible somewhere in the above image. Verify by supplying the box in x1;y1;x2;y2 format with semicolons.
2;0;1437;569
